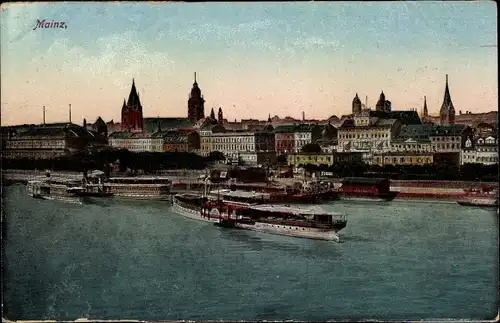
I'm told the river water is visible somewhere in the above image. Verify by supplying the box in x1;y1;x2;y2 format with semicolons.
2;184;498;321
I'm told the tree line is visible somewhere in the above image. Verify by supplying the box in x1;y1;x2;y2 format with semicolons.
1;149;226;173
295;161;498;181
2;147;497;181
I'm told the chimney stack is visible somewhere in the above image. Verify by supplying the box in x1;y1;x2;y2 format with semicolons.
43;106;46;125
69;104;72;123
302;111;305;121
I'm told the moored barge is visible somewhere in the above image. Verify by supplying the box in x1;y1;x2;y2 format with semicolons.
456;186;498;208
338;177;398;201
102;177;172;200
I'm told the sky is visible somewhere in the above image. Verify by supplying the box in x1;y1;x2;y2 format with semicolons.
0;1;497;126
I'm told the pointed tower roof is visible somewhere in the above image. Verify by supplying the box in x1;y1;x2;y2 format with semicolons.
190;72;201;98
210;107;215;119
268;114;272;122
353;93;361;103
441;74;455;112
127;79;141;109
423;96;428;115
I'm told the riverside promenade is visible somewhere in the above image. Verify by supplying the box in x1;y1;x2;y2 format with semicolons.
2;169;497;201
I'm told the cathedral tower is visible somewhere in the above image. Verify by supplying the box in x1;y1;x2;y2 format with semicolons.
121;79;144;132
439;74;456;125
352;93;362;115
187;72;205;122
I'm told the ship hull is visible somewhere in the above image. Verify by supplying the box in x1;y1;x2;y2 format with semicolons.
456;198;498;208
33;194;83;205
172;196;343;242
235;222;340;242
111;193;171;201
270;191;340;204
339;191;398;202
172;198;221;223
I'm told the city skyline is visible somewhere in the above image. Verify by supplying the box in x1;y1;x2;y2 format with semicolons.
1;2;497;126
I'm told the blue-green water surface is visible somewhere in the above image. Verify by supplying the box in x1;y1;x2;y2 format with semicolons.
2;184;498;320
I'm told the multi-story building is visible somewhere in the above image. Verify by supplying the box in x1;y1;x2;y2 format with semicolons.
108;132;152;152
162;129;200;152
461;135;498;165
372;152;434;166
338;115;402;163
274;125;295;155
293;124;323;153
287;152;336;167
317;122;338;153
199;123;226;156
390;125;432;153
429;124;470;154
199;124;275;162
385;123;471;165
151;132;165;152
211;129;275;162
475;136;498;165
109;128;201;153
2;122;104;159
287;151;363;167
239;151;277;167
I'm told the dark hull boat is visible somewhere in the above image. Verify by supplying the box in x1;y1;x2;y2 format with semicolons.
172;193;347;242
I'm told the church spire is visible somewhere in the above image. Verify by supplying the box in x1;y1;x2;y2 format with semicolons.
218;107;223;124
210;107;215;119
194;72;197;83
443;74;452;105
423;96;428;118
127;79;141;109
440;74;455;125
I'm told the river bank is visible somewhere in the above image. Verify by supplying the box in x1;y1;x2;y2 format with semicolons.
2;169;497;202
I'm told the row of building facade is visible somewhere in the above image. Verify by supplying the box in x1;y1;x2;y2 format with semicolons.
1;74;497;167
2;113;496;167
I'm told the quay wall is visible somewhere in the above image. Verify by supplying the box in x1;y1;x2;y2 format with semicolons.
2;169;497;202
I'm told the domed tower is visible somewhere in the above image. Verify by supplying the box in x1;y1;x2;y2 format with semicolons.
187;72;205;122
352;93;362;115
439;74;456;125
375;91;386;112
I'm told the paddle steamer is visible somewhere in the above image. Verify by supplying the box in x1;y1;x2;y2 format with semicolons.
172;192;347;242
